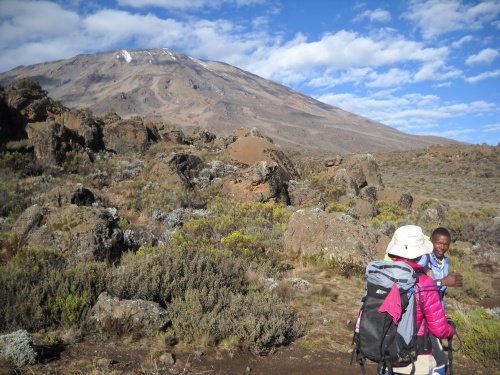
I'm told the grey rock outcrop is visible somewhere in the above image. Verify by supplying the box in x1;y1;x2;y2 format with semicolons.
474;216;500;252
92;292;170;335
331;168;359;197
284;207;388;264
70;185;98;207
11;204;45;246
103;119;149;154
15;204;123;264
25;120;85;164
223;161;290;204
343;154;384;189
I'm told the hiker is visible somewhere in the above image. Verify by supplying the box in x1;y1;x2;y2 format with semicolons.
425;227;463;309
384;225;455;375
384;227;463;309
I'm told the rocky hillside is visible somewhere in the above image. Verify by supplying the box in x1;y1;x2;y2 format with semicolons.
0;48;459;153
0;77;498;265
0;79;498;374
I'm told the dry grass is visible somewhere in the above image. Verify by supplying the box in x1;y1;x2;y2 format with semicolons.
375;145;500;209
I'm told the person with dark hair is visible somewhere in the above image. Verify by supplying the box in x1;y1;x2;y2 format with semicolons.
426;227;463;309
385;225;454;375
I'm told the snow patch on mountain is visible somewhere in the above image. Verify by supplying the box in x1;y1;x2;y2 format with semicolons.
121;50;132;63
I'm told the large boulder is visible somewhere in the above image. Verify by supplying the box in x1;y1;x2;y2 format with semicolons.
223;161;289;204
225;131;300;182
343;154;384;189
52;108;104;151
11;204;45;246
331;167;359;197
288;180;325;208
70;185;99;207
417;204;448;235
92;292;170;335
16;205;123;264
149;153;205;189
474;217;500;253
25;120;85;164
103;119;148;154
284;207;388;264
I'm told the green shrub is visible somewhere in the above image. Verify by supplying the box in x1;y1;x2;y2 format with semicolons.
371;200;405;235
44;334;62;345
221;230;261;259
0;151;42;177
0;247;106;332
373;200;405;222
178;198;290;259
52;286;89;325
1;231;300;355
448;308;500;367
169;287;304;355
61;150;89;174
325;202;347;213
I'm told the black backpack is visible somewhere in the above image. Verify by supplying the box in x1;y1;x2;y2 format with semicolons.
351;260;429;375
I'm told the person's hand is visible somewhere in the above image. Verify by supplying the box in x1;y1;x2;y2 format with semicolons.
442;271;463;287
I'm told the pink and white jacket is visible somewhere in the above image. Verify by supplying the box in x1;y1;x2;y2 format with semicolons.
391;257;455;339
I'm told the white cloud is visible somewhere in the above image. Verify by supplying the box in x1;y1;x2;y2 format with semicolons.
308;68;372;88
116;0;264;10
403;0;500;39
420;128;475;140
366;68;412;87
465;69;500;83
316;90;496;136
413;59;461;82
0;0;80;48
354;8;392;22
484;123;500;132
0;1;271;72
242;30;451;85
451;35;474;48
466;48;499;65
470;100;496;111
433;82;452;88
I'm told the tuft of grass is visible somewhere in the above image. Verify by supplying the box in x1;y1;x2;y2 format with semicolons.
444;253;494;301
448;308;500;368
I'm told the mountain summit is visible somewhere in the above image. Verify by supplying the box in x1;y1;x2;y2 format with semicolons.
0;48;457;153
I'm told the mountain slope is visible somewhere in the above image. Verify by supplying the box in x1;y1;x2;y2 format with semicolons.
0;48;459;153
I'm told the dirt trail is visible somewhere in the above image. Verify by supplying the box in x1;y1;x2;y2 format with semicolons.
31;335;488;375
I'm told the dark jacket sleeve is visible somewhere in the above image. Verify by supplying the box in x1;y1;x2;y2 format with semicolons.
416;274;455;339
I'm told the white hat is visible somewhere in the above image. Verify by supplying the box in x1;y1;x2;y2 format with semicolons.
386;225;433;259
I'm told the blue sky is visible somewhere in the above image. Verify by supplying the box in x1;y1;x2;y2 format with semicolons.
0;0;499;145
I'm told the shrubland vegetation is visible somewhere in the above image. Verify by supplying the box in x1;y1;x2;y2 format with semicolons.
0;126;499;372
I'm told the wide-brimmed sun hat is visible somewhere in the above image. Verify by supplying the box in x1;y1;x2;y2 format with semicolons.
386;225;433;259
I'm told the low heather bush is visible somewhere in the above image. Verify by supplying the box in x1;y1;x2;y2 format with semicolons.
0;247;106;332
169;287;303;355
0;329;37;367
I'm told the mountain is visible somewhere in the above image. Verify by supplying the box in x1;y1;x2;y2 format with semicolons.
0;48;459;153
